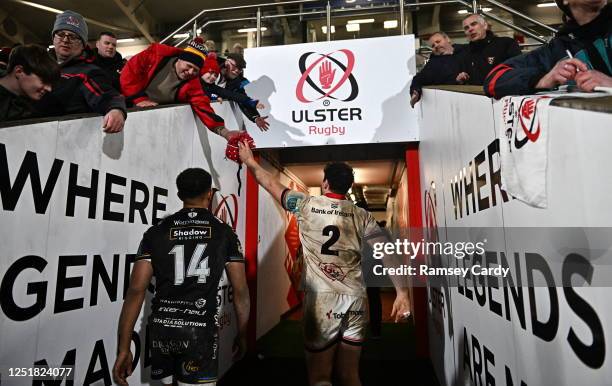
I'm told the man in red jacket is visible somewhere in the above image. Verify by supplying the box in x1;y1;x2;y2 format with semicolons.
121;38;240;141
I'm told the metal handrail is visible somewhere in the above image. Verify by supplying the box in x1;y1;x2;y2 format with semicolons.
456;0;548;43
167;0;555;48
160;0;319;44
485;0;557;34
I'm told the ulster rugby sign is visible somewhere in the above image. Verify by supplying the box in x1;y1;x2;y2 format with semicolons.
243;35;419;147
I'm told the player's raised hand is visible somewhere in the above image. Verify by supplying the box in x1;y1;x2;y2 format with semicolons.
238;140;255;164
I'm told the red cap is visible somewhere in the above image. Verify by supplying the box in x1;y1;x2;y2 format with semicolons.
202;54;220;75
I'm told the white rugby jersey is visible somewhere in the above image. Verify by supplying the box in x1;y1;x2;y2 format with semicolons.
282;190;383;296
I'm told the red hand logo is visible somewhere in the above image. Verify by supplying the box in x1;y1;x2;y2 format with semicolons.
319;60;336;89
521;99;535;119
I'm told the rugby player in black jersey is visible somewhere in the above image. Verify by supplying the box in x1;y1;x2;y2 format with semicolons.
113;168;250;386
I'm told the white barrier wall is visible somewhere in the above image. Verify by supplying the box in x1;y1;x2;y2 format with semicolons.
256;161;306;339
0;105;246;385
419;90;612;386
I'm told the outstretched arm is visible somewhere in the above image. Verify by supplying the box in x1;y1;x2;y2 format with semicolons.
238;141;288;204
113;260;153;385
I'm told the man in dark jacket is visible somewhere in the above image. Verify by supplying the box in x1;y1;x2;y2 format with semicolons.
0;44;60;122
485;0;612;98
410;32;466;107
34;10;126;133
219;53;269;131
93;31;125;90
456;14;521;86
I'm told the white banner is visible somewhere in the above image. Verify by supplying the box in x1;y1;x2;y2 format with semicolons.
0;105;246;385
243;35;419;148
419;89;612;386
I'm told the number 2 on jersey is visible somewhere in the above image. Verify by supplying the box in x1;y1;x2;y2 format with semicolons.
170;243;211;285
321;225;340;256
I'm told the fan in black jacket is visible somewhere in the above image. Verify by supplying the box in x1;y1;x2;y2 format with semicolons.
410;32;466;107
34;11;126;133
457;14;521;86
485;0;612;98
92;32;126;91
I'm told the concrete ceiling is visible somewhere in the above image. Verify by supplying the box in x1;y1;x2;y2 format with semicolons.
0;0;566;46
285;159;404;210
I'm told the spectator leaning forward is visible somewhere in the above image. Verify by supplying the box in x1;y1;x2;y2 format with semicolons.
409;32;466;107
33;10;127;133
485;0;612;98
0;45;60;122
218;53;269;131
120;37;244;142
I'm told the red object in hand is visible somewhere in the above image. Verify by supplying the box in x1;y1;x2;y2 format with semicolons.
225;131;255;162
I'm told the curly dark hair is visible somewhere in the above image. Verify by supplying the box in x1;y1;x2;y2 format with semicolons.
323;162;354;195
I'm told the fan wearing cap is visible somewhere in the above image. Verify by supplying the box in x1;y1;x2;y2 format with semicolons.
33;10;127;133
485;0;612;98
120;38;242;142
199;55;265;128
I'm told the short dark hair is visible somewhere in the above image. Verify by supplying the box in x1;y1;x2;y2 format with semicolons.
323;162;354;195
226;53;246;70
176;168;212;201
7;45;60;84
98;31;116;39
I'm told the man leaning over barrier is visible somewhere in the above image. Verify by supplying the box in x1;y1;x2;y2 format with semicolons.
410;32;466;107
120;37;245;143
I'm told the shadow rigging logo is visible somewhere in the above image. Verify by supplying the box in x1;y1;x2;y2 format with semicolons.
295;49;359;103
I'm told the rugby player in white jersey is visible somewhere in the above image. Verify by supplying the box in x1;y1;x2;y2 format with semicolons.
238;142;411;386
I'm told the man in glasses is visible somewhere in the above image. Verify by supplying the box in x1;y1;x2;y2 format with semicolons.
217;53;269;131
34;10;126;133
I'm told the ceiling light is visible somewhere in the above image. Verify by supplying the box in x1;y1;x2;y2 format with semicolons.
346;23;360;32
384;20;398;29
482;7;492;12
347;18;375;24
346;0;357;3
537;2;557;7
173;33;189;39
18;1;62;14
117;38;135;43
237;27;268;33
458;9;469;14
321;25;336;34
